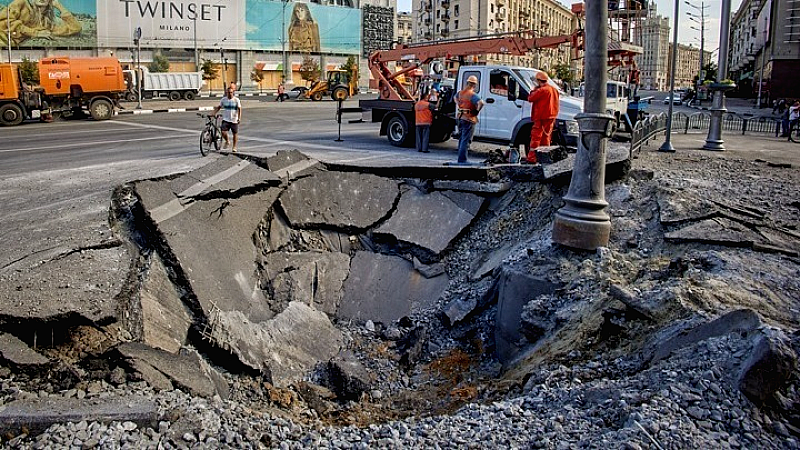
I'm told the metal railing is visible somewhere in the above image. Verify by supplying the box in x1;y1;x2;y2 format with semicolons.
629;111;782;156
630;112;668;155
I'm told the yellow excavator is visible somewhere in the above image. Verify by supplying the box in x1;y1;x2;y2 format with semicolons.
305;68;358;101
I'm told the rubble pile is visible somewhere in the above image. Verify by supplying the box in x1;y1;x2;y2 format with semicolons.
1;146;799;449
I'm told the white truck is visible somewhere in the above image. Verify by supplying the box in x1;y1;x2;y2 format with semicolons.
360;65;583;149
123;67;204;101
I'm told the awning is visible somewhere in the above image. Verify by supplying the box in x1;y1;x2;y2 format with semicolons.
255;61;281;71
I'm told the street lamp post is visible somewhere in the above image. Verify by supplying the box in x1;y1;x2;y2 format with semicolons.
686;1;708;82
551;0;613;251
193;15;199;70
659;0;680;153
134;27;142;110
703;0;732;151
281;0;289;84
6;8;11;63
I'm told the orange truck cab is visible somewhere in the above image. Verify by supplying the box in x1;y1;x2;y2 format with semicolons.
0;57;125;126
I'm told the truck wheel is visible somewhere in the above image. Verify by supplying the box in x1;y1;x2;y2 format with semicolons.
183;91;196;101
386;115;412;147
0;103;24;126
126;91;137;102
331;87;348;101
89;99;113;121
311;91;323;101
169;91;181;101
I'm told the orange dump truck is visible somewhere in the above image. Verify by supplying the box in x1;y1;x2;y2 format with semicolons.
0;57;125;126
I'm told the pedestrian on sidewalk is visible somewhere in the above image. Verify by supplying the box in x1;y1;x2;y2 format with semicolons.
212;85;242;152
526;71;559;164
276;82;286;102
455;75;483;164
415;88;436;153
789;100;800;138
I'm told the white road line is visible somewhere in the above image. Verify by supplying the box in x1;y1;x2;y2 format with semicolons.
0;135;190;153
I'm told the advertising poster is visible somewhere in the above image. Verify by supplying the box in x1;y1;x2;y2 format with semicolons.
246;0;360;55
0;0;97;48
97;0;247;49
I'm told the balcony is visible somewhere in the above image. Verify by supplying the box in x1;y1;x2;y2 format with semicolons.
441;27;450;37
497;0;506;6
442;11;451;21
423;1;431;12
496;10;506;21
424;18;431;26
441;0;450;8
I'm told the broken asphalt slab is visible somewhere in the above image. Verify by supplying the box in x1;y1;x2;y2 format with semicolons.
0;333;49;368
0;395;157;437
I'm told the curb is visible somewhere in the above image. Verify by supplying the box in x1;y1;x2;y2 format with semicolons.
116;106;215;116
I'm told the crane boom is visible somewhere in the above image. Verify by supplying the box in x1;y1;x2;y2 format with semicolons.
368;31;583;101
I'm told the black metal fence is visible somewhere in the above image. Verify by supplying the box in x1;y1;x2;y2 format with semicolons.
629;111;782;156
630;112;667;155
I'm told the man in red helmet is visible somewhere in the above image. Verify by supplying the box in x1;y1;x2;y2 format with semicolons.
526;71;559;164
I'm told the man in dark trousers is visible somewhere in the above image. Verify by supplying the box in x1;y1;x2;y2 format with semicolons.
415;88;436;153
456;75;484;164
526;71;560;164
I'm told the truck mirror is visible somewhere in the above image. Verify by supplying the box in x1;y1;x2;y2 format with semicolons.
507;79;517;101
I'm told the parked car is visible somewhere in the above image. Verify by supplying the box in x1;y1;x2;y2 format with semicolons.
663;93;682;105
279;86;308;100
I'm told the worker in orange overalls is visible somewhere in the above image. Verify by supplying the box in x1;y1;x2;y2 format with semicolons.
415;87;437;153
456;75;484;163
526;71;560;164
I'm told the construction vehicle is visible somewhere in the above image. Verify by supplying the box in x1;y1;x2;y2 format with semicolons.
0;56;125;126
359;3;642;149
122;67;204;101
305;68;358;101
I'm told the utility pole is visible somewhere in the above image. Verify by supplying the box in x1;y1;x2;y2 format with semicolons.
193;15;199;70
551;0;613;251
703;0;732;151
756;16;767;109
282;0;289;84
6;8;11;63
134;27;142;110
686;1;708;81
659;0;680;153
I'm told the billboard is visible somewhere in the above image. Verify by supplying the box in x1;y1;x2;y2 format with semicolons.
97;0;247;49
246;0;360;55
0;0;97;48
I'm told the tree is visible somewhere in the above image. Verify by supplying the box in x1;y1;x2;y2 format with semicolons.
18;57;39;85
702;62;717;82
299;56;320;86
201;59;219;94
339;55;358;81
148;54;170;73
250;67;264;93
552;63;573;84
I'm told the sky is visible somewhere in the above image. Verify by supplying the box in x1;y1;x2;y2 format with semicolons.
396;0;744;55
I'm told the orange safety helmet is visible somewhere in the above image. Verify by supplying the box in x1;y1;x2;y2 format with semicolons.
534;71;549;82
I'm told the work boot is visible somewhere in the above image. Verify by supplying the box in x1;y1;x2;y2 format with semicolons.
526;152;538;164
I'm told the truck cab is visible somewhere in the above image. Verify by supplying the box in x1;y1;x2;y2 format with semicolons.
457;65;581;149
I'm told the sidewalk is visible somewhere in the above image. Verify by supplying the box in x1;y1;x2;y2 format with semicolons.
644;130;800;167
686;96;782;119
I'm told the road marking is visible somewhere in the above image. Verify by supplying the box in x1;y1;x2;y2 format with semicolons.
0;135;189;153
150;160;252;224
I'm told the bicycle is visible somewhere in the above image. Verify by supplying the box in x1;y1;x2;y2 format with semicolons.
789;120;800;144
199;113;222;156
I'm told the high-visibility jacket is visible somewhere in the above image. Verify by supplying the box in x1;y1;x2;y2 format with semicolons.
415;100;433;125
527;84;560;120
457;88;481;123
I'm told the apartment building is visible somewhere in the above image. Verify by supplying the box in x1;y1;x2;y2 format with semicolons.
635;9;670;90
729;0;800;100
411;0;578;74
668;43;705;89
398;12;413;45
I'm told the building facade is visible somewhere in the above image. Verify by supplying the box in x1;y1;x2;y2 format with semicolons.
635;7;670;91
398;11;413;45
668;43;707;89
729;0;800;101
0;0;391;91
411;0;578;75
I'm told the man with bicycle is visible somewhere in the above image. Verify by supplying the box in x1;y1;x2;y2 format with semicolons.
212;85;242;152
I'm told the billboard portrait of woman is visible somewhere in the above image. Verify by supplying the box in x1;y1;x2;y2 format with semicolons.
288;2;320;53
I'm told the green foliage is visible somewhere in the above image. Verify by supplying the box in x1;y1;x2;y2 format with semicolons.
299;56;320;85
552;63;573;83
250;67;264;84
148;54;170;73
200;59;219;81
18;57;39;85
339;56;358;80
